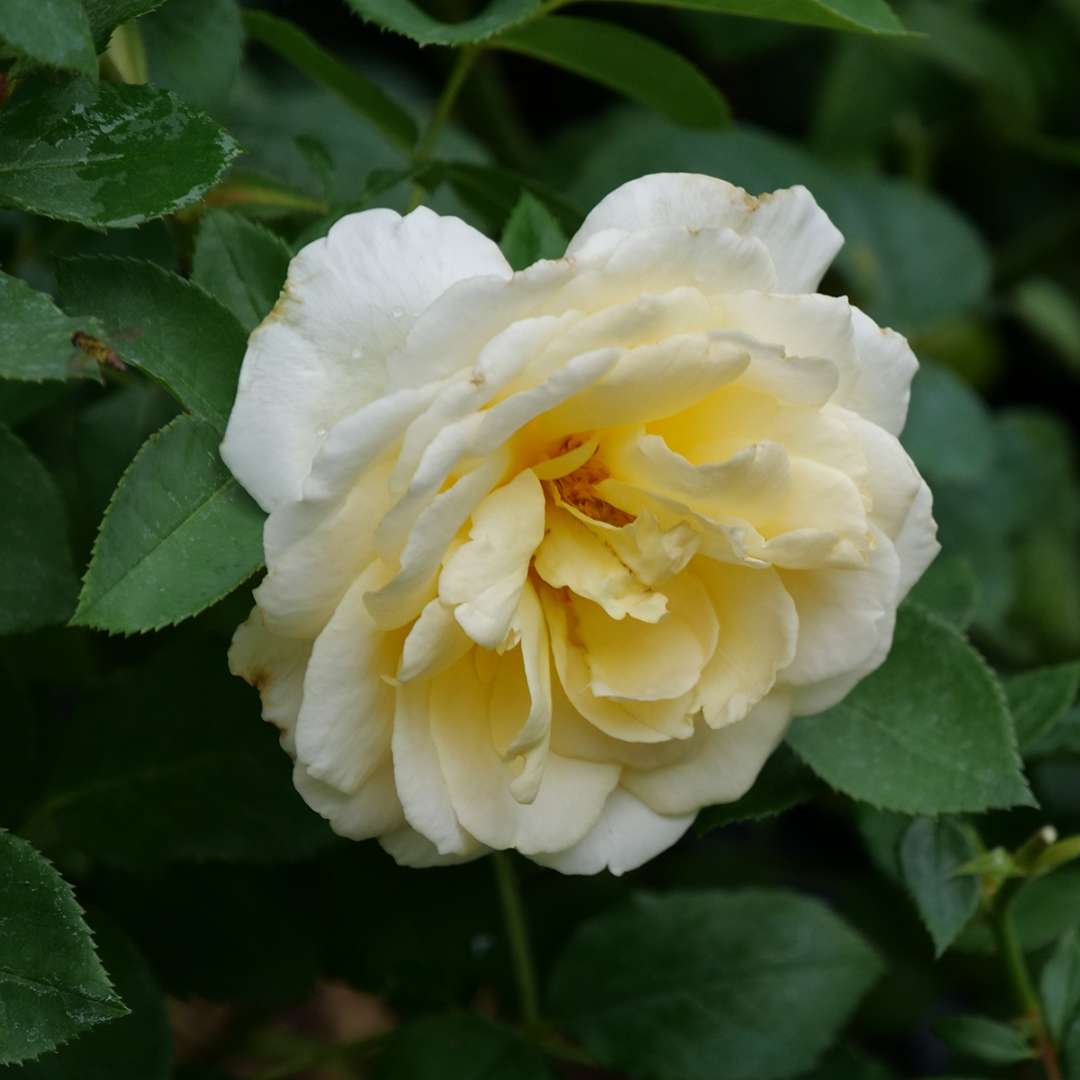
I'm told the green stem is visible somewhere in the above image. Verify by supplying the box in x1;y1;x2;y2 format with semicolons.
492;851;541;1028
414;46;480;163
990;893;1063;1080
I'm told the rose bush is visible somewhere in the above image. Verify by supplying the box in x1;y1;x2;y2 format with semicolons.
222;173;939;874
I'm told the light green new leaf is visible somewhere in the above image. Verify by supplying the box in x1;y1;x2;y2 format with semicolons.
1041;930;1080;1041
935;1016;1034;1065
0;78;240;229
0;271;104;383
616;0;906;36
193;211;291;333
899;817;980;956
72;415;264;632
141;0;243;115
788;605;1033;814
492;16;730;129
242;10;417;152
500;192;567;270
550;890;881;1080
957;869;1080;956
343;0;541;45
11;920;172;1080
0;426;79;635
1006;663;1080;753
0;832;127;1065
907;556;980;632
697;745;822;834
372;1015;554;1079
0;0;97;76
58;257;248;431
83;0;167;50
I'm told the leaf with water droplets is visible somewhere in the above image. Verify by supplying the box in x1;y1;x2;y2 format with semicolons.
0;76;240;229
0;831;128;1065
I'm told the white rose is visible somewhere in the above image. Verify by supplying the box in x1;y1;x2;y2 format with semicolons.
222;173;939;875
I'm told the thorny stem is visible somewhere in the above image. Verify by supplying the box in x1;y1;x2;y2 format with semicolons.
492;851;541;1028
990;884;1063;1080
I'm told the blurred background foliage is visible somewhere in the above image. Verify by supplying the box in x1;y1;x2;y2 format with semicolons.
3;1;1080;1078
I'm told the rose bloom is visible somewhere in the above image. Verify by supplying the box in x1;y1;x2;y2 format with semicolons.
222;174;938;874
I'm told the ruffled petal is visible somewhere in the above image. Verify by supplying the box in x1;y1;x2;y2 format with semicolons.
567;173;842;292
623;691;791;814
293;562;402;792
222;207;510;511
292;756;404;841
532;787;694;876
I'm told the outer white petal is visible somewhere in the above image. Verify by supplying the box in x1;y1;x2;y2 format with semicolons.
292;756;404;841
533;788;694;876
380;825;488;868
780;526;901;688
894;477;940;599
228;605;310;739
567;173;842;292
293;562;402;792
222;207;510;511
841;307;920;436
623;692;791;815
840;410;921;539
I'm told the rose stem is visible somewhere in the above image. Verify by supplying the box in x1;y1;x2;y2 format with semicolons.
990;883;1062;1080
492;851;541;1027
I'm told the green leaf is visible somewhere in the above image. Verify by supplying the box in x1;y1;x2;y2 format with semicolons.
0;78;240;229
71;415;263;633
0;831;127;1065
697;745;822;834
0;0;96;76
787;605;1033;815
343;0;542;45
23;639;334;866
902;362;994;486
899;817;980;956
0;272;104;383
0;425;79;635
492;16;730;130
935;1015;1034;1065
1041;929;1080;1041
58;257;247;430
796;1046;894;1080
372;1015;554;1079
854;805;908;882
83;0;167;51
1006;664;1080;753
192;210;291;333
957;868;1080;955
907;556;980;632
549;890;882;1080
444;161;584;236
617;0;906;36
242;10;418;153
499;192;567;270
7;919;172;1080
140;0;243;116
828;174;990;334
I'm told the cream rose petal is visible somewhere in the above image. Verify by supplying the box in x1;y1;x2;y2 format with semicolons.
533;788;695;876
222;207;510;512
222;172;940;876
567;173;842;293
622;692;791;815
